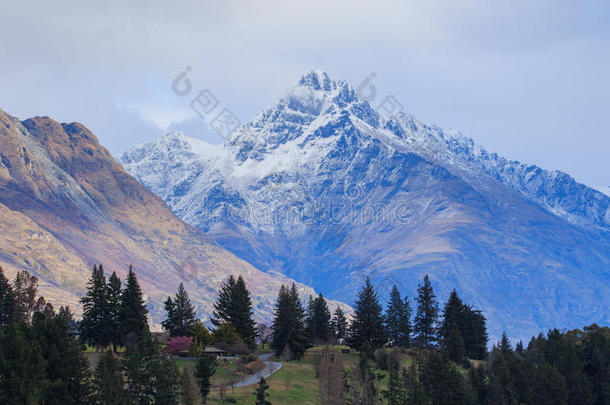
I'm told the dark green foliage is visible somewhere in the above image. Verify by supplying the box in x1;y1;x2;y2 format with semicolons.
31;309;94;404
418;350;466;404
57;305;74;324
308;293;332;344
254;377;272;405
107;271;123;349
439;290;488;360
383;351;403;405
94;351;129;404
468;365;488;404
402;364;428;405
577;324;609;405
385;285;412;348
0;322;46;404
122;331;181;404
212;275;258;348
195;353;217;403
80;264;112;348
531;362;568;405
12;270;44;324
179;366;199;405
120;265;149;342
413;274;438;349
347;277;387;353
271;283;309;360
331;306;348;341
400;295;413;348
212;275;236;327
0;266;14;329
212;321;243;345
162;282;197;337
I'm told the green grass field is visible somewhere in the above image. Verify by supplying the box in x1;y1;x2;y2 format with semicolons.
86;344;473;404
207;351;321;404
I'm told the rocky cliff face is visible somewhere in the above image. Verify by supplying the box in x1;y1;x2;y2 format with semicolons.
121;71;610;341
0;109;343;328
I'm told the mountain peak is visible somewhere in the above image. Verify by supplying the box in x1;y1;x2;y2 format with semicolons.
297;69;334;91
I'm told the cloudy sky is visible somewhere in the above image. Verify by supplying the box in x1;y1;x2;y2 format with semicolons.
1;0;608;186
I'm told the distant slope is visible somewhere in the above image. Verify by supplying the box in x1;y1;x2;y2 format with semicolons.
121;71;610;341
0;109;346;328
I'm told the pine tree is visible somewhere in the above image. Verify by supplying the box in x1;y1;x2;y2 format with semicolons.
418;350;466;404
119;265;149;343
413;274;438;349
123;330;180;404
32;309;94;403
107;271;123;350
331;306;348;341
305;295;315;345
254;377;272;405
195;354;217;403
399;295;413;348
0;266;15;329
309;293;332;344
462;306;488;359
270;283;308;360
211;275;257;348
211;275;236;327
94;351;129;404
347;277;387;353
162;283;197;337
0;322;46;403
233;275;258;348
80;264;112;348
152;354;181;405
531;362;568;405
439;289;466;361
385;285;407;347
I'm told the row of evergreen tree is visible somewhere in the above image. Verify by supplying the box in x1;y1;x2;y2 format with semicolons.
270;275;488;363
2;263;609;404
0;266;224;404
335;324;610;405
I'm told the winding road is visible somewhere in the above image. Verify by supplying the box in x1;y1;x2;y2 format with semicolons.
231;353;282;387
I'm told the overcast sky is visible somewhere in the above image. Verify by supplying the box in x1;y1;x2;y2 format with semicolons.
1;0;608;186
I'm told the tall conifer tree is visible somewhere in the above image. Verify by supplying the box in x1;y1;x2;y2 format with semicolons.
347;277;387;353
309;293;332;344
0;266;14;329
107;271;123;350
211;275;257;347
413;274;438;349
331;306;348;341
80;264;112;348
94;351;129;404
162;283;197;337
119;265;149;342
385;285;407;347
271;283;308;360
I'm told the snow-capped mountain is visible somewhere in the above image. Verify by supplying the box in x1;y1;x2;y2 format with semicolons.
0;108;347;329
595;186;610;197
121;71;610;341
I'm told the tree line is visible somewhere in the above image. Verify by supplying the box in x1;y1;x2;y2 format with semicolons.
270;275;487;363
1;264;609;404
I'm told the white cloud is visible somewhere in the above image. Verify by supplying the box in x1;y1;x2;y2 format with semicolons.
0;0;609;184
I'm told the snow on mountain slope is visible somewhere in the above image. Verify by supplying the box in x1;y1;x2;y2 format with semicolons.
595;186;610;197
0;109;348;328
121;71;610;342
